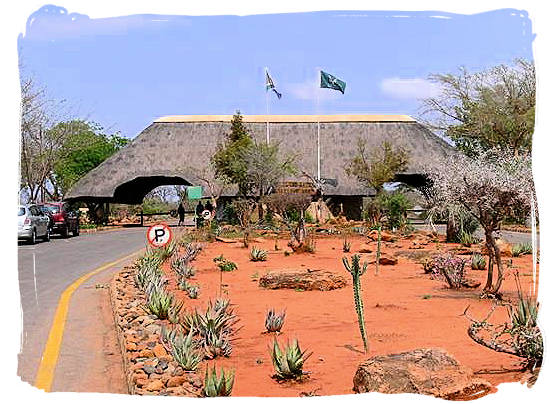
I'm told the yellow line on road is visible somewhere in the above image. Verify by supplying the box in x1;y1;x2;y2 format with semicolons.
34;248;143;391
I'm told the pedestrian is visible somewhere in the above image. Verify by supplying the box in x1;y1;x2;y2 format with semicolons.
195;201;205;228
177;202;185;226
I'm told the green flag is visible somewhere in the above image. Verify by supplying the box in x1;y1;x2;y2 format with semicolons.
320;70;346;94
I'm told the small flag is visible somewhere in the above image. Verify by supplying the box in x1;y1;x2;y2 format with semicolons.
266;70;282;99
320;70;346;94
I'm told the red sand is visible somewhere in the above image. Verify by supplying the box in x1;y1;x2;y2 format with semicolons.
162;235;537;397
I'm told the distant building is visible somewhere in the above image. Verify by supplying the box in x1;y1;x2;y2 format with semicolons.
65;115;453;219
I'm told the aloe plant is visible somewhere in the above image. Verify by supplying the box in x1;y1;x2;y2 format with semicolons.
265;308;286;333
343;238;351;253
342;254;369;353
471;253;487;271
250;246;268;261
170;330;203;371
512;243;533;257
270;339;312;380
202;366;235;397
145;287;174;320
168;301;184;324
187;285;200;299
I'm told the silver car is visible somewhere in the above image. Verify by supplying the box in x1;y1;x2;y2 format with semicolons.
18;205;50;244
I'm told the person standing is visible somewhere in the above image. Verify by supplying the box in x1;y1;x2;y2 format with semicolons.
177;202;186;226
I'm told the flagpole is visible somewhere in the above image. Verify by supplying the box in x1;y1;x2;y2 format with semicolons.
265;67;270;144
316;68;321;182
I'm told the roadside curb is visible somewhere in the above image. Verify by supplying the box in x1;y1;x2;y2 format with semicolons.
109;268;134;395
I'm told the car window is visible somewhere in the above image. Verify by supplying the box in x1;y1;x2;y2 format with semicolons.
18;207;25;216
45;205;60;214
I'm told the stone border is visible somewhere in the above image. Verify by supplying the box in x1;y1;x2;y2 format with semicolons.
109;265;202;396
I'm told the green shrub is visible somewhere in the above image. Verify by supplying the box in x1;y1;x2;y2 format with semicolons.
270;339;312;380
213;254;238;271
378;192;412;230
203;366;235;397
250;246;268;262
304;211;315;224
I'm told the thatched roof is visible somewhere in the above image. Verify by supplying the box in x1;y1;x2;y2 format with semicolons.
65;115;453;204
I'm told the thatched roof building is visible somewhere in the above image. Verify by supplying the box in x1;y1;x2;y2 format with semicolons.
65;115;453;208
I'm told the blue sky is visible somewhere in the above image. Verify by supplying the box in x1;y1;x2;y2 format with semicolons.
18;5;534;138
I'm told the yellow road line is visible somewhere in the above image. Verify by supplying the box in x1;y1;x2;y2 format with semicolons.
34;248;144;391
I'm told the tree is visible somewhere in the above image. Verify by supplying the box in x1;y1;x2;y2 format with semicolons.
52;120;129;196
422;59;535;155
346;140;409;193
263;193;312;251
240;141;296;199
424;149;532;298
212;111;253;195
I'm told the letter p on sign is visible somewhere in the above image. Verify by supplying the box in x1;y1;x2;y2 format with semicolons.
146;223;173;248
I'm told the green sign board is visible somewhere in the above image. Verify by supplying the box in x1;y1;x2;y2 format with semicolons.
186;186;203;200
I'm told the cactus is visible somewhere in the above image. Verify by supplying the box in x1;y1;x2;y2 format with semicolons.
342;254;369;353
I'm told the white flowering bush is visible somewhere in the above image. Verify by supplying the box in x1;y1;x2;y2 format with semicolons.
424;148;533;297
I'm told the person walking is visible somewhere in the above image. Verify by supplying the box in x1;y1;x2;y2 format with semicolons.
177;202;186;226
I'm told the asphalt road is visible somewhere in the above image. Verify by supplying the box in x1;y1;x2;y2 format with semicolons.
17;227;147;386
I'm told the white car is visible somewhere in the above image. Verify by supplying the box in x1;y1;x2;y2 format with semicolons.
18;205;50;244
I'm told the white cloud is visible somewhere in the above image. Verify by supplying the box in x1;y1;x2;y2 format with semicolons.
286;77;343;102
380;77;440;100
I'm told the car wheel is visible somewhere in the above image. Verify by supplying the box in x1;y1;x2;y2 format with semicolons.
43;229;50;242
29;229;36;245
73;225;80;237
62;226;69;238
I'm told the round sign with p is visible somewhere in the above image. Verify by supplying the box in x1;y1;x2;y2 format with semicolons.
146;223;173;248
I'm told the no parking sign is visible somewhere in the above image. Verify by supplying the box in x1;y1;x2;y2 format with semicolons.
146;223;173;248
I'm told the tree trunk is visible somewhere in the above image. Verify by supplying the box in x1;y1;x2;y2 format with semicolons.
483;229;495;292
491;238;504;295
446;216;459;242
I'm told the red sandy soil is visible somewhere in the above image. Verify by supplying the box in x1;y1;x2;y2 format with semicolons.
161;234;538;397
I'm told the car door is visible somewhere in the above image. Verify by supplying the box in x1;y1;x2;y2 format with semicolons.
30;206;47;236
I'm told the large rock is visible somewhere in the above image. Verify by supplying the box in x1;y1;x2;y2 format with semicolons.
353;348;492;400
259;269;347;291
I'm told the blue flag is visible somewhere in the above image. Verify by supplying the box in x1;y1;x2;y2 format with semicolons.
266;70;282;99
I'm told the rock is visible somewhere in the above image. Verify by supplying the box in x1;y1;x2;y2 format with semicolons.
377;255;398;265
259;269;347;291
353;348;492;400
167;376;187;387
358;245;373;254
143;365;157;375
366;230;395;242
135;377;149;388
144;379;164;392
153;344;168;358
215;236;238;243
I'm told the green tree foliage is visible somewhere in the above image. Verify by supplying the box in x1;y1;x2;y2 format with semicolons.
346;140;409;192
212;111;253;195
422;59;535;155
52;120;129;195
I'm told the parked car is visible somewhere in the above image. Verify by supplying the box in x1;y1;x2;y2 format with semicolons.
38;205;55;233
18;205;50;244
41;202;80;237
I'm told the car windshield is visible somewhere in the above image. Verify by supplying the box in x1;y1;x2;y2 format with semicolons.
18;207;25;216
45;205;60;213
